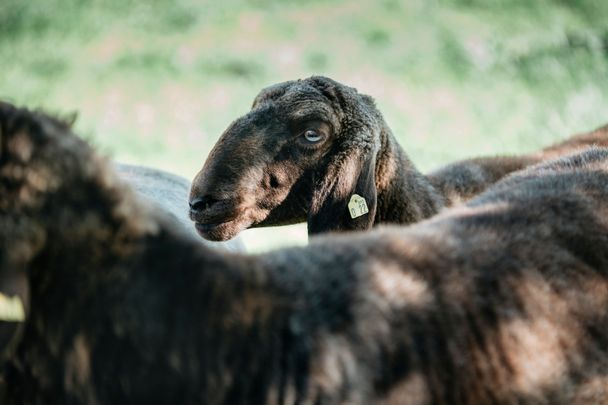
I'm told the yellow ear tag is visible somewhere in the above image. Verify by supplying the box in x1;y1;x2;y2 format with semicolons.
348;194;369;219
0;293;25;322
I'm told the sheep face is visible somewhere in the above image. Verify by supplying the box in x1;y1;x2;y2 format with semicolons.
190;76;380;241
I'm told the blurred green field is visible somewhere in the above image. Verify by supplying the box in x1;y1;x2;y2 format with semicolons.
2;0;607;251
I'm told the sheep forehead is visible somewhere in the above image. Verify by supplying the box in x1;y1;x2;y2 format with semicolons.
252;80;295;105
246;95;337;138
256;80;332;108
287;103;335;124
218;106;285;147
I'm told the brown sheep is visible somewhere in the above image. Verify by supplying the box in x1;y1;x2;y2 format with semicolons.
188;76;608;241
2;101;608;404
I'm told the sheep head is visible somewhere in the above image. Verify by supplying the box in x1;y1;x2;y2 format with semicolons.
0;102;154;303
189;76;382;241
0;102;81;273
0;102;124;244
0;103;86;214
0;101;85;359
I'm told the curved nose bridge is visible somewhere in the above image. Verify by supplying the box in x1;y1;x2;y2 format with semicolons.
189;110;276;207
189;148;247;215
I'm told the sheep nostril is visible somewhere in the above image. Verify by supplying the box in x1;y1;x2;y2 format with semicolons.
269;174;280;189
189;195;219;214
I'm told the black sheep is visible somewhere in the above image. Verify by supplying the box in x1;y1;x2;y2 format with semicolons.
188;76;608;240
2;102;608;404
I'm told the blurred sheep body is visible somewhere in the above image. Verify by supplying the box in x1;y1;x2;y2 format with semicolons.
2;103;608;404
189;76;608;240
115;163;244;252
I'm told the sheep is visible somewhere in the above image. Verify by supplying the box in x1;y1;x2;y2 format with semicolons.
3;103;608;404
188;76;608;241
115;163;245;252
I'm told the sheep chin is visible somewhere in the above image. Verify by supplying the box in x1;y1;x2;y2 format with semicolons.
194;217;250;241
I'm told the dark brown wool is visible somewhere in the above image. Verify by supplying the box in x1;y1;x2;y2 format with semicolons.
2;102;608;404
188;76;608;240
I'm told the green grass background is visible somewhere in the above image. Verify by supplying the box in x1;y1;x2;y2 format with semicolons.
2;0;607;251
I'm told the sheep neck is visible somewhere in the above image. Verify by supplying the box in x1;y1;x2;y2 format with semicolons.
374;126;446;225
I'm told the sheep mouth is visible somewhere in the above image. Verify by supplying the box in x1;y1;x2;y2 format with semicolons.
194;218;248;241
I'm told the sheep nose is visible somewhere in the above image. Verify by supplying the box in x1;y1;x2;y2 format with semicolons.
189;195;220;214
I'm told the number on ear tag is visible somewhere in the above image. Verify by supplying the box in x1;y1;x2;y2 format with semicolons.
0;293;25;322
348;194;369;219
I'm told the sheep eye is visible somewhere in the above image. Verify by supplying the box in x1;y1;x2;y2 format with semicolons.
303;130;323;143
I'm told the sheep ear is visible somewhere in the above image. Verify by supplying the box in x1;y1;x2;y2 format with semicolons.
307;150;377;235
62;111;78;127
